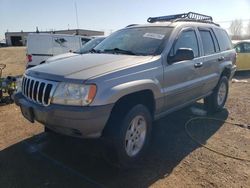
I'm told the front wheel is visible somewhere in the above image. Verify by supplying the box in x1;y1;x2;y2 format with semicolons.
106;104;152;168
204;76;229;113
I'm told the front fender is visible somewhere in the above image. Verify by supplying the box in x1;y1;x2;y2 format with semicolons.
91;79;163;107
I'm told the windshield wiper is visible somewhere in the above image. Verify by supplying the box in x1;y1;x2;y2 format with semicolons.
103;48;136;55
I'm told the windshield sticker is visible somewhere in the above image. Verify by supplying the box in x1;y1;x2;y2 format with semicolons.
143;33;165;40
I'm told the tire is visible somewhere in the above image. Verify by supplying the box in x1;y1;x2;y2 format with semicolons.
104;104;152;168
204;76;229;114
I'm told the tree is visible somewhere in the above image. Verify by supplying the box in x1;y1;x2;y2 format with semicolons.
247;21;250;36
229;19;243;39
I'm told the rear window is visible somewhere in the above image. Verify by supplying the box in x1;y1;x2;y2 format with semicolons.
214;28;232;51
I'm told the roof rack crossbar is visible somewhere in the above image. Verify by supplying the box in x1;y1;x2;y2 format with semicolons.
147;12;213;23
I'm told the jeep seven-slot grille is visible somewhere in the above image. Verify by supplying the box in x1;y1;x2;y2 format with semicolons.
22;75;57;106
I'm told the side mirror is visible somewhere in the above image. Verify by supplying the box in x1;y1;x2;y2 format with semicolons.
235;47;240;53
168;48;194;64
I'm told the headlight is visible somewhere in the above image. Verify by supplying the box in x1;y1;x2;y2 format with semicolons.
51;83;97;106
16;77;23;93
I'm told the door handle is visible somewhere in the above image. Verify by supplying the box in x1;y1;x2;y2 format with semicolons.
194;62;203;68
218;56;225;61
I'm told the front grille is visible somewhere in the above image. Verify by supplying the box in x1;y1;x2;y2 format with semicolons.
22;75;57;106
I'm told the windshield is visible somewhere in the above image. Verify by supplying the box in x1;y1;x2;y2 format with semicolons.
94;27;172;56
74;37;105;54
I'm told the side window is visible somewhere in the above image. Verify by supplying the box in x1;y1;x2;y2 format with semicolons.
243;43;250;53
81;38;90;46
210;30;220;52
172;30;199;57
214;28;232;51
236;42;250;53
199;30;215;55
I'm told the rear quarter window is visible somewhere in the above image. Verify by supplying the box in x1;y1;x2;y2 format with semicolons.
214;28;232;51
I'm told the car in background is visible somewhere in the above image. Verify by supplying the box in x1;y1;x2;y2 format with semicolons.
26;33;92;69
45;37;105;64
233;40;250;71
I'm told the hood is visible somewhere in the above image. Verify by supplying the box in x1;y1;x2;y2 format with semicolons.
27;53;153;82
45;52;79;63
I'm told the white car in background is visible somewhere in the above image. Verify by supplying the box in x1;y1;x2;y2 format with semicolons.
45;37;105;64
26;33;92;69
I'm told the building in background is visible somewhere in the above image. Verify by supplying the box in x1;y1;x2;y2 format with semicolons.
5;29;104;46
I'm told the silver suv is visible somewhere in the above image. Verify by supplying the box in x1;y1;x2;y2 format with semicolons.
15;12;236;167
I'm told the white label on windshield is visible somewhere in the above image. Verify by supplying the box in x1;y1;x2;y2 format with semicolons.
143;33;165;40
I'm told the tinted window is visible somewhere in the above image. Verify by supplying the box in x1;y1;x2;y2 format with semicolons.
214;28;232;51
173;30;199;57
95;27;173;55
199;30;215;55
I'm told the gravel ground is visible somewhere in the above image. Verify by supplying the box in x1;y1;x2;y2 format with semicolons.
0;47;249;188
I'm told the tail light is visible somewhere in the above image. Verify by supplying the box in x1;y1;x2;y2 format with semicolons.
27;54;32;62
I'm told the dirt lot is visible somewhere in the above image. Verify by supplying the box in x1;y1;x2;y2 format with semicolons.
0;47;249;188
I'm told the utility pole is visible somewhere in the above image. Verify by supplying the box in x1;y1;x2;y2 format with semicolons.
74;2;79;29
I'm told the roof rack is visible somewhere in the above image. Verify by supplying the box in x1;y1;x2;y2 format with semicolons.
147;12;215;24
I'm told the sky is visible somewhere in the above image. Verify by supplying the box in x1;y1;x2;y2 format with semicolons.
0;0;250;40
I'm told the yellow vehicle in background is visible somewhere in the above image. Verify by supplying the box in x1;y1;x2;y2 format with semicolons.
233;41;250;71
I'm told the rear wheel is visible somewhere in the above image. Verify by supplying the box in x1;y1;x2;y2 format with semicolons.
104;104;152;168
204;76;229;113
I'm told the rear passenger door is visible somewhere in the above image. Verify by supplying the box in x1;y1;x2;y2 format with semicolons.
163;28;204;110
197;28;221;95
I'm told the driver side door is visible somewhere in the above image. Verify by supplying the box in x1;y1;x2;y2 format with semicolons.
162;28;204;111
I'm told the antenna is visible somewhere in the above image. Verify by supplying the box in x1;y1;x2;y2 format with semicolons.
74;2;79;29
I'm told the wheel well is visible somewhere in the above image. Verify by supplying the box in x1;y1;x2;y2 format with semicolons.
102;90;155;137
221;68;231;79
110;90;155;119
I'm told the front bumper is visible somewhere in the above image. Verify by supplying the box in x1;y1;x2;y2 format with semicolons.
14;92;113;138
